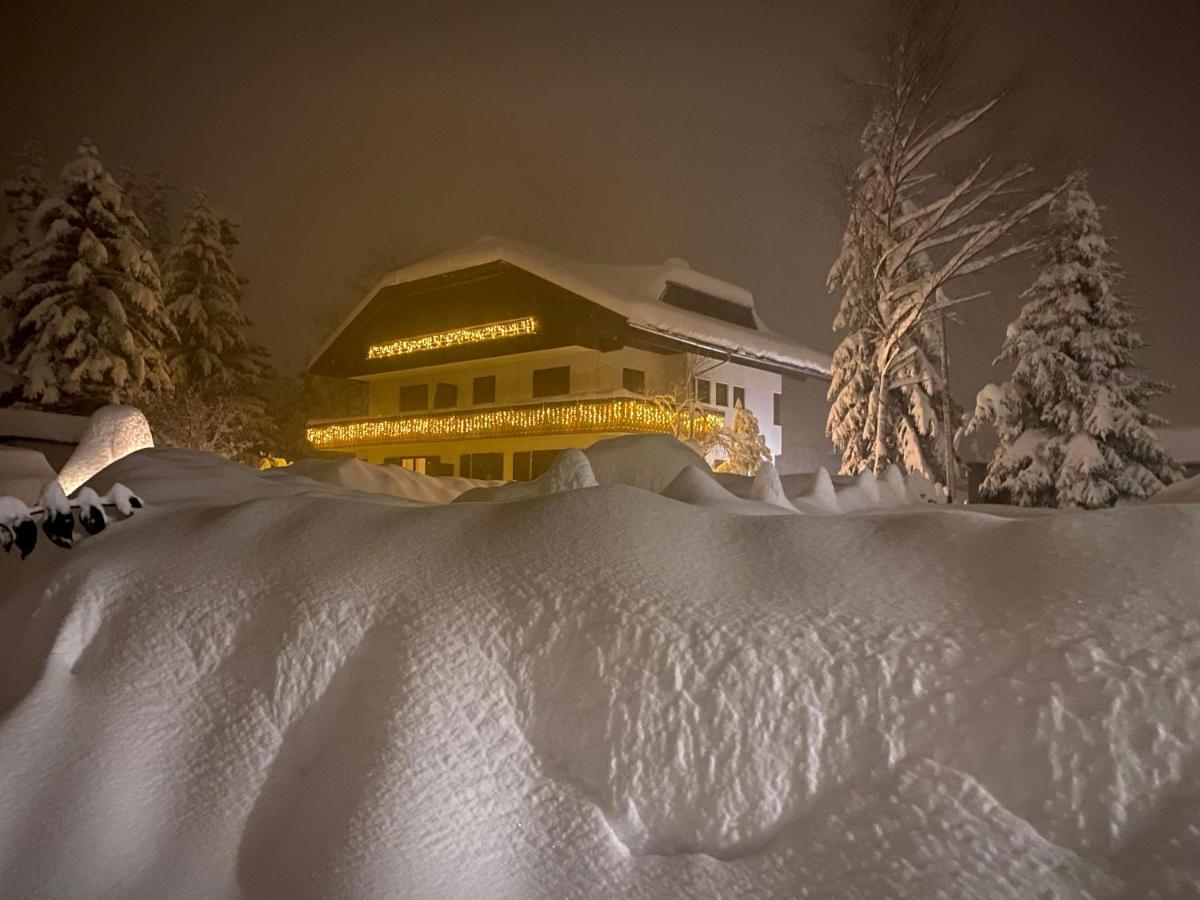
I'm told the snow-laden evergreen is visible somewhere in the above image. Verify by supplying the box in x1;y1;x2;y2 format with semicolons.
0;145;49;280
163;191;265;390
826;9;1060;486
969;176;1181;508
120;165;173;262
0;140;175;408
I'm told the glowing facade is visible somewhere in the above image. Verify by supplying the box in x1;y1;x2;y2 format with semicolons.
306;239;830;479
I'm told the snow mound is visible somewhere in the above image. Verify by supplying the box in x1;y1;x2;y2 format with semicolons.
661;465;795;516
584;433;710;493
282;457;496;504
2;448;1200;898
0;447;57;505
56;405;153;494
748;461;796;511
455;448;598;503
1149;472;1200;505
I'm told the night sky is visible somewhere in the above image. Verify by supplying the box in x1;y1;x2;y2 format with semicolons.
4;1;1198;420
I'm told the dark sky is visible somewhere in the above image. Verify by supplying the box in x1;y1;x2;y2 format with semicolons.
4;1;1198;421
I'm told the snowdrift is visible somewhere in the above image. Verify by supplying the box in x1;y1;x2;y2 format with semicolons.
2;447;1200;899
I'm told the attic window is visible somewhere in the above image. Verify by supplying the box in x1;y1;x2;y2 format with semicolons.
660;283;757;329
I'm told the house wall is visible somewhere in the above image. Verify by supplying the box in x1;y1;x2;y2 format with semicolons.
778;373;838;475
323;345;786;475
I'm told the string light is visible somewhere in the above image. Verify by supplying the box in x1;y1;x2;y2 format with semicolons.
307;398;724;448
366;316;539;360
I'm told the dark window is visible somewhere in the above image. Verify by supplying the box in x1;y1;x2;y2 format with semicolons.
660;283;757;329
622;368;646;393
460;452;503;480
695;378;711;403
433;382;458;410
473;375;496;405
399;384;428;412
532;449;562;479
733;386;745;408
773;392;781;426
533;366;571;398
715;382;728;406
512;451;532;482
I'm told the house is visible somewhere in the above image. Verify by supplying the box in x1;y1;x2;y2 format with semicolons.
306;237;831;480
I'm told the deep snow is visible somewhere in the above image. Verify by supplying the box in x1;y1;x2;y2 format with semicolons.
2;444;1200;899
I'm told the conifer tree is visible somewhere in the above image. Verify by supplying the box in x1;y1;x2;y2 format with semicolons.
969;175;1181;508
163;191;265;390
0;139;175;408
0;144;49;279
120;164;173;262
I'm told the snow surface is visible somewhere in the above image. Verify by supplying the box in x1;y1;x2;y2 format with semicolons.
3;444;1200;898
0;406;89;445
309;236;832;378
55;404;154;494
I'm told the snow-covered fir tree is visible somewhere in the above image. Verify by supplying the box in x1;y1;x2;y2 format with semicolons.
120;164;173;262
0;144;49;280
713;399;772;475
826;3;1061;487
163;190;265;390
0;139;175;408
969;175;1181;508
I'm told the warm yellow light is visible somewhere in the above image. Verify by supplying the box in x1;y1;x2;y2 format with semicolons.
366;316;539;360
306;398;724;448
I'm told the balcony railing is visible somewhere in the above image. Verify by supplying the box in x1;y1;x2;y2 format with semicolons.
305;396;723;449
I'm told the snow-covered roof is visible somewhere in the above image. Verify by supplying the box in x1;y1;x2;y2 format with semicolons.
310;237;831;378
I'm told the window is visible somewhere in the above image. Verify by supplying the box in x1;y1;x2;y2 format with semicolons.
715;382;728;406
695;378;711;403
533;366;570;398
622;368;646;393
399;384;429;412
660;283;757;329
773;392;781;426
433;382;458;410
733;385;745;408
531;449;562;479
473;375;496;405
512;451;532;482
384;455;454;476
460;452;503;480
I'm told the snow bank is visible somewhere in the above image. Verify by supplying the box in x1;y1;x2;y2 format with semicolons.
585;433;710;494
3;448;1200;898
55;405;154;494
281;456;498;504
1148;472;1200;505
454;448;598;503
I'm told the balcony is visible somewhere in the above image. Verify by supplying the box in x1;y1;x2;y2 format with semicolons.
305;396;723;450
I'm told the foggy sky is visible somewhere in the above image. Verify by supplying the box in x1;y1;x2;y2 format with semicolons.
3;1;1198;420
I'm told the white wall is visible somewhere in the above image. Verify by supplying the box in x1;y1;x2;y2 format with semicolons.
688;355;783;459
778;373;838;474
